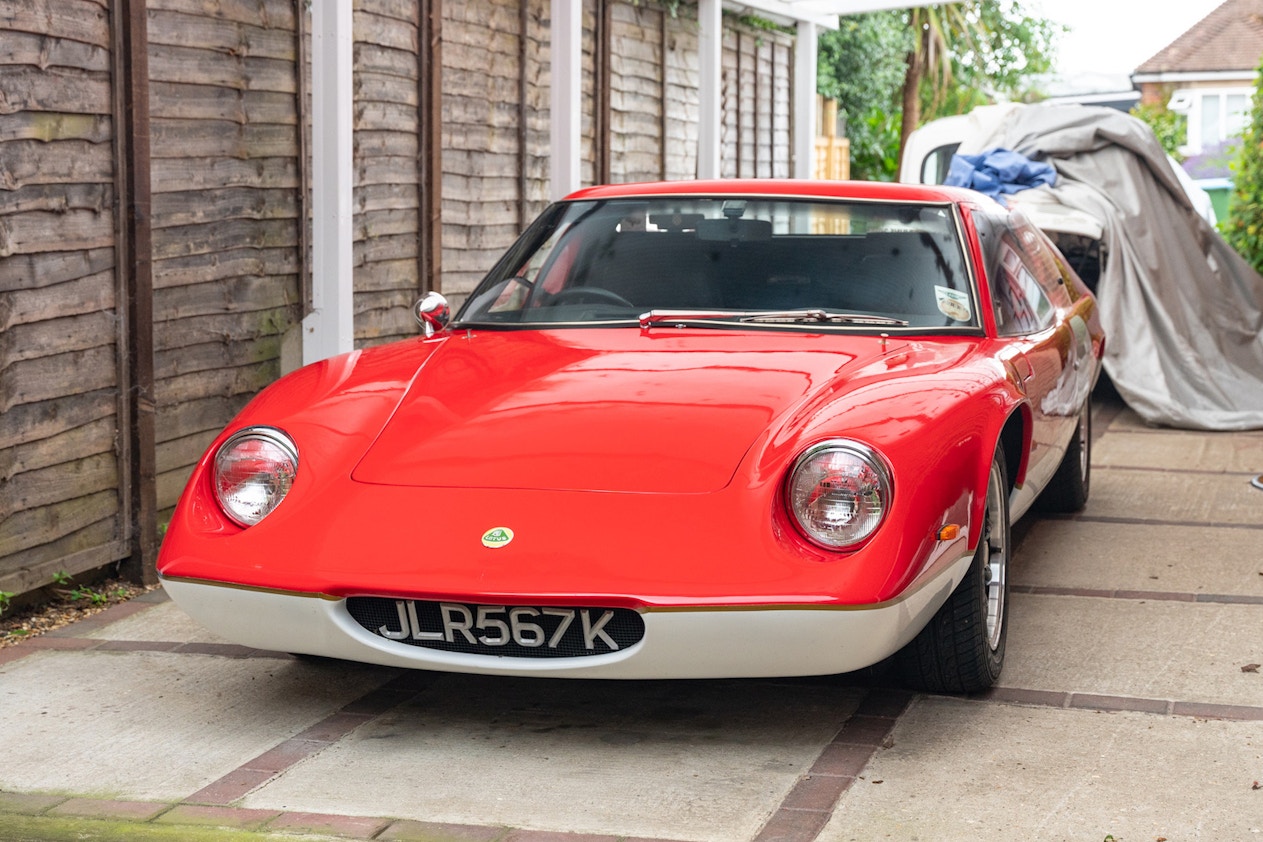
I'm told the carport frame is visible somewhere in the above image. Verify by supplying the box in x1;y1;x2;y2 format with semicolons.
301;0;923;363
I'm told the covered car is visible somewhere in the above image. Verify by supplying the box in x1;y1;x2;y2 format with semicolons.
158;180;1103;694
902;103;1263;431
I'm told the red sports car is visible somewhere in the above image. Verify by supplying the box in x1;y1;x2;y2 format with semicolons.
158;180;1103;693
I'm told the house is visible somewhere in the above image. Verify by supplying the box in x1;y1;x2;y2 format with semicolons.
1132;0;1263;215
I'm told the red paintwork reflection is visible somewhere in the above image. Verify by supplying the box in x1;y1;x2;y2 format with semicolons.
353;329;861;493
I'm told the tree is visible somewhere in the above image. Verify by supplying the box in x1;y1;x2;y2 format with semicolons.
899;5;979;161
1224;54;1263;274
817;13;910;180
898;2;1062;173
1130;99;1187;162
818;2;1062;181
939;2;1062;115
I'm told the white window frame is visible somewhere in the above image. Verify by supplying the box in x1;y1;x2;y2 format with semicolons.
1170;85;1253;155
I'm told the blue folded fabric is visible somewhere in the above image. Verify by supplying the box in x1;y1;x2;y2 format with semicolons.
943;147;1057;202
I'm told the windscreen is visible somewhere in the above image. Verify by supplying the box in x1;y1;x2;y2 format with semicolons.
458;197;978;330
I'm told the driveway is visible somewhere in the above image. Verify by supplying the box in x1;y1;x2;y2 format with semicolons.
2;396;1261;841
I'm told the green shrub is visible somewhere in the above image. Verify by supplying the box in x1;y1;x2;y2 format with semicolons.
1224;56;1263;274
1130;100;1187;163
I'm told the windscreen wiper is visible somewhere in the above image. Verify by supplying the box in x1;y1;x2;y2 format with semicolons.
638;309;908;328
740;310;909;326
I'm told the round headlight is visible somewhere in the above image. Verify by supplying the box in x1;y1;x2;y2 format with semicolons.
786;440;891;550
212;427;299;527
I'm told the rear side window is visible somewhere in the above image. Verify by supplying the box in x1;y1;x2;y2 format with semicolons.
993;238;1053;336
1010;217;1073;310
978;210;1063;337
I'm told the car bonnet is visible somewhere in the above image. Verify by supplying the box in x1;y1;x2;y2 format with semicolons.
349;327;877;494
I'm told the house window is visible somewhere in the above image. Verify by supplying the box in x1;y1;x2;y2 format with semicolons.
1172;88;1252;154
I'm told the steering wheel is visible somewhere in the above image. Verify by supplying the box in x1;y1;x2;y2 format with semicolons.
546;287;635;308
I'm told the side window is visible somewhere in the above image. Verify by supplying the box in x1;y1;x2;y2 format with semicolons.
992;234;1054;337
1010;216;1072;310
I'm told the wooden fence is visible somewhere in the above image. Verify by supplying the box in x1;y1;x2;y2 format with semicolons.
0;0;803;600
1;0;136;596
815;96;851;180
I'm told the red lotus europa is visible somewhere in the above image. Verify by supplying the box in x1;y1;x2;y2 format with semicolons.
158;180;1103;693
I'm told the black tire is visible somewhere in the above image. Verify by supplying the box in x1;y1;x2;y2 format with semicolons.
896;450;1010;694
1037;399;1091;513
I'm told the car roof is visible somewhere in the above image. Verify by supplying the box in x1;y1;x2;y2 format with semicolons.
564;179;993;206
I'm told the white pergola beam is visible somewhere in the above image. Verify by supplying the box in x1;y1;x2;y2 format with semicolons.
697;0;723;179
549;0;582;201
541;0;923;191
298;0;923;362
303;0;355;365
725;0;918;28
793;19;817;178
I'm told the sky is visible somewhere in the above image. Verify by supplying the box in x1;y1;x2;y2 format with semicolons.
1037;0;1228;76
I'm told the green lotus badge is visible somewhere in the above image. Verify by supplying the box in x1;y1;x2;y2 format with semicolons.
481;527;514;549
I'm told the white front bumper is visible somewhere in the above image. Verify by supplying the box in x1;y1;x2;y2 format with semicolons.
161;556;971;679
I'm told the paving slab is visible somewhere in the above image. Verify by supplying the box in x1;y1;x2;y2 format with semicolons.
1001;593;1263;706
1012;519;1263;596
1103;406;1263;438
1082;467;1262;525
1095;428;1263;473
1099;405;1152;433
82;599;234;643
241;674;865;842
0;649;395;801
820;698;1263;841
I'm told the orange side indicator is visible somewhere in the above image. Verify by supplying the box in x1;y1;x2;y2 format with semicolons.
937;524;961;541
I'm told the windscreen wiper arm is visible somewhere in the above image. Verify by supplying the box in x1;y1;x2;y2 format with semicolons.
638;310;751;328
740;310;909;326
638;309;908;328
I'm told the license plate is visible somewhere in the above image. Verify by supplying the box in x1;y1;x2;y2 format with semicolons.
346;598;645;658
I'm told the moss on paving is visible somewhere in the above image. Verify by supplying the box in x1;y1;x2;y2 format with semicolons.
0;814;339;842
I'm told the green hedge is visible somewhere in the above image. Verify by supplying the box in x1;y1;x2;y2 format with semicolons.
1224;56;1263;275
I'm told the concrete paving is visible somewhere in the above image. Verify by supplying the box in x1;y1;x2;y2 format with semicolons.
240;676;864;841
822;702;1263;841
2;396;1261;842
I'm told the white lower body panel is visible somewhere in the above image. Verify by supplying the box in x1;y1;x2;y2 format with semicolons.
161;554;972;679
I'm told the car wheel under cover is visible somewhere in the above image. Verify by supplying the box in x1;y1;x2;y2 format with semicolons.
896;449;1010;694
1037;399;1091;513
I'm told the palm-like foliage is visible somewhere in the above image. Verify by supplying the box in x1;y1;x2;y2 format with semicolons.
899;3;985;169
895;2;1061;177
818;2;1061;180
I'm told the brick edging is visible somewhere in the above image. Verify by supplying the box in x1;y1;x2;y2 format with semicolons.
1010;585;1263;605
972;687;1263;721
752;688;912;842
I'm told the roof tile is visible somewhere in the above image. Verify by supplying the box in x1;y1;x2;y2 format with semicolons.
1135;0;1263;74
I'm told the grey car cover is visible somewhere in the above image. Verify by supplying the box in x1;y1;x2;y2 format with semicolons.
958;104;1263;431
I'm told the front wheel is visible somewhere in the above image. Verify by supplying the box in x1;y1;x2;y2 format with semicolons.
896;450;1010;694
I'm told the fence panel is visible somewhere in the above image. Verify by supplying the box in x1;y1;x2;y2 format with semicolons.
0;0;130;595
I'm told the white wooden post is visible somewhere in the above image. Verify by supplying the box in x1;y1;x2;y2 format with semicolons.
697;0;722;179
550;0;583;201
303;0;355;365
794;20;818;179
